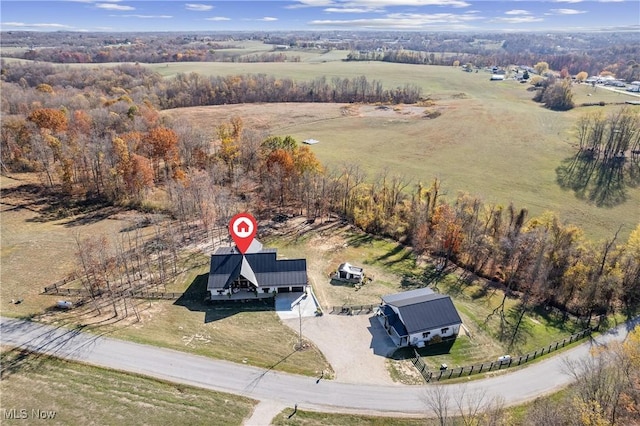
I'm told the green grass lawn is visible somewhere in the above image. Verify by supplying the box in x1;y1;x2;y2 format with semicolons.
85;271;332;377
0;348;257;426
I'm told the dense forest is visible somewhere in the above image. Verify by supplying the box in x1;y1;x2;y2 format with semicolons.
1;59;639;332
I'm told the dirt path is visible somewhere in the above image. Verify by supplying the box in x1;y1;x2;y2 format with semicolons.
243;400;288;426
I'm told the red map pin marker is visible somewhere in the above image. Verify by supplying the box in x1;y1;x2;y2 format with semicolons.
229;213;257;254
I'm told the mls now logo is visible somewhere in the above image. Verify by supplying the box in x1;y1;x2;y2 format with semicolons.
3;409;56;420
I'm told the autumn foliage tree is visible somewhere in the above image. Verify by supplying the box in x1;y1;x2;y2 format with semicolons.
142;126;179;180
27;108;68;132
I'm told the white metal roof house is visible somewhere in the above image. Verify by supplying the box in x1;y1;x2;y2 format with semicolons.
377;287;462;348
207;241;308;301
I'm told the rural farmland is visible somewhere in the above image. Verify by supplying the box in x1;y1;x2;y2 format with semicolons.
163;65;640;242
1;11;640;426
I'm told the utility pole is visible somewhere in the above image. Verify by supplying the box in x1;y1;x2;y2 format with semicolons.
294;293;307;350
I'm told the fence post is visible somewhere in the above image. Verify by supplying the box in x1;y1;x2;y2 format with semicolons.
479;364;483;373
469;365;474;375
448;370;453;379
525;354;529;362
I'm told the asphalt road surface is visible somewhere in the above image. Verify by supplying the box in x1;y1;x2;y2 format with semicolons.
1;316;637;416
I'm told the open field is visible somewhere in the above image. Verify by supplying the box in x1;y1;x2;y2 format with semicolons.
0;347;257;425
0;174;137;318
0;175;331;377
5;57;636;240
161;63;640;242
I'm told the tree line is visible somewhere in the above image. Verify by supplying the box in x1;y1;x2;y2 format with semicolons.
3;30;637;81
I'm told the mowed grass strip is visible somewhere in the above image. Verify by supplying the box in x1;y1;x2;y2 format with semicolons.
105;297;332;378
271;408;428;426
0;347;256;426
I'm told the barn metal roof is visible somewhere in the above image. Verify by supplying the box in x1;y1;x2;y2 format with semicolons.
382;288;461;336
207;247;307;291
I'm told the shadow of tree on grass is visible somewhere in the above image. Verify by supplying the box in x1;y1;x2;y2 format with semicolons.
173;273;274;323
556;152;640;207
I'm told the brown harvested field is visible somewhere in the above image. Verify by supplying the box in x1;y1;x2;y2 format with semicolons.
0;174;138;318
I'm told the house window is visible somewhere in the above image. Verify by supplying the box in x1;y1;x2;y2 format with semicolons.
441;327;449;334
422;331;431;339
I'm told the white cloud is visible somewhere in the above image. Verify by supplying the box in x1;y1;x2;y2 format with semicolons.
119;15;173;19
286;0;338;8
505;10;531;15
205;16;231;21
96;3;135;11
1;22;73;28
552;0;583;3
259;17;279;21
310;11;481;29
549;8;587;14
493;16;544;24
289;0;470;8
344;0;470;7
185;4;214;12
324;7;385;13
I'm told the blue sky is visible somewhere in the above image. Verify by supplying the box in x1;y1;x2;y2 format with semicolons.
1;1;638;32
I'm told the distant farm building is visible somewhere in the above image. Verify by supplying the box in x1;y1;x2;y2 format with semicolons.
303;139;320;145
207;241;308;301
377;287;462;347
490;74;505;81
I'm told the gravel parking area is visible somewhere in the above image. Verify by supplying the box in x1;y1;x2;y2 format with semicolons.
283;313;399;385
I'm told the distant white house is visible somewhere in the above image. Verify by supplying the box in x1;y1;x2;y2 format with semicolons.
490;74;505;81
303;139;319;145
377;287;462;348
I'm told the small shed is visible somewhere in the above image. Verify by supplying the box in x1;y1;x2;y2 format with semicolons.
303;139;319;145
336;262;364;283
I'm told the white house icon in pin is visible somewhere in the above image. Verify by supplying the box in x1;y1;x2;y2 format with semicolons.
233;217;254;238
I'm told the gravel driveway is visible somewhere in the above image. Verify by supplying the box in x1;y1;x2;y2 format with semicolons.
283;313;399;385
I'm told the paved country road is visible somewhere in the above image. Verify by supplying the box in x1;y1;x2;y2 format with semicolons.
1;316;637;416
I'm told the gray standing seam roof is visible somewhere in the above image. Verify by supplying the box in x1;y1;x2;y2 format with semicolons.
208;249;307;290
383;291;462;335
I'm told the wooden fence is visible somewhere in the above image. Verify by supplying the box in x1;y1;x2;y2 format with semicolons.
43;279;200;301
329;304;377;315
413;328;593;383
42;274;79;294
